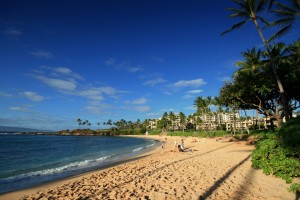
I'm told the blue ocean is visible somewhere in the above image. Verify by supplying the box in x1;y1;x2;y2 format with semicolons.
0;134;159;194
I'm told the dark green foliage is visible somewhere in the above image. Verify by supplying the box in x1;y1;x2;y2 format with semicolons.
278;117;300;149
251;127;300;192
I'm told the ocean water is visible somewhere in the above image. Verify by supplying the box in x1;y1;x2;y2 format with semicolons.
0;134;159;194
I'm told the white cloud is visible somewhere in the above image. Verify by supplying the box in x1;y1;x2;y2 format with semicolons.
187;90;203;94
76;86;121;101
84;101;113;115
183;90;203;99
217;76;231;82
77;88;103;101
134;106;151;112
104;58;144;74
34;75;77;91
104;58;116;66
0;92;13;98
20;91;44;102
30;50;53;59
9;106;29;112
55;67;72;74
98;86;118;96
127;66;144;73
150;56;164;63
126;97;148;105
182;94;195;99
143;77;167;87
52;67;83;80
5;29;22;36
171;78;206;88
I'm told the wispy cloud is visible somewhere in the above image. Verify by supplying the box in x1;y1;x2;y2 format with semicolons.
134;106;151;112
126;97;148;105
217;76;231;82
143;77;167;87
76;87;120;101
187;90;203;94
9;106;29;112
0;92;13;98
127;66;144;73
170;78;206;88
182;89;203;99
4;28;22;36
34;75;77;91
20;91;45;102
51;67;84;80
104;58;116;66
84;101;113;115
30;50;53;59
104;58;144;73
150;56;165;63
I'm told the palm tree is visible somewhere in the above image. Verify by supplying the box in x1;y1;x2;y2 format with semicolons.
268;0;300;42
222;0;290;121
169;111;176;130
214;96;224;127
76;118;82;129
194;96;207;116
179;112;186;132
234;47;262;77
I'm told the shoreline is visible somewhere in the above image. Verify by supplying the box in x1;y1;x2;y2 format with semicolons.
1;135;294;200
0;135;164;199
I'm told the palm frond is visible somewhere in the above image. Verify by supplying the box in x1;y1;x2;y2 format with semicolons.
257;16;270;26
257;0;268;12
272;9;298;17
232;0;248;10
227;8;250;17
267;24;293;42
268;0;275;11
221;20;247;36
269;17;296;26
274;1;298;13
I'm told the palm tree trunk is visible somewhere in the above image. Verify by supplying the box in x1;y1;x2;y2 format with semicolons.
253;19;290;122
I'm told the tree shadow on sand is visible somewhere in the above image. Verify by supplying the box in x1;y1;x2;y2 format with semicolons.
86;143;234;199
198;154;251;200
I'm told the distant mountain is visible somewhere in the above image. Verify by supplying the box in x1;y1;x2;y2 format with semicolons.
0;126;49;133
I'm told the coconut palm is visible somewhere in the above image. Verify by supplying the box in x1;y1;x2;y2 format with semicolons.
234;47;262;77
222;0;290;121
169;111;176;130
179;112;186;132
76;118;82;129
268;0;300;42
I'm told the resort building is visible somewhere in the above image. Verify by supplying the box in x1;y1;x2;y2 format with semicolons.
147;112;259;132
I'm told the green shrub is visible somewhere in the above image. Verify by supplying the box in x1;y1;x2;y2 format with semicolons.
252;137;300;190
278;117;300;149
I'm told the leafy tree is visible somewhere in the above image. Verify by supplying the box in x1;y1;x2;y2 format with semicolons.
222;0;290;121
219;41;300;127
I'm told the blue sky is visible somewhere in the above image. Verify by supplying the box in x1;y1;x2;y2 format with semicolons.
1;0;299;130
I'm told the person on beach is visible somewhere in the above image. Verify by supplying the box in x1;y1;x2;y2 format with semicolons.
180;139;185;149
177;145;192;152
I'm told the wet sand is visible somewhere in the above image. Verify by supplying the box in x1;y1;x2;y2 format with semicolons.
0;135;295;200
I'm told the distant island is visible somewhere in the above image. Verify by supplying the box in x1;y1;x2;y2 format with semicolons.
0;126;51;133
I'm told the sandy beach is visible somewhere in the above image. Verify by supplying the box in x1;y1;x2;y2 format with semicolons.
0;135;295;200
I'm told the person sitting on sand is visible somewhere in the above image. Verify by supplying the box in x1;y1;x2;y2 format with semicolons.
180;139;184;149
177;145;192;152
